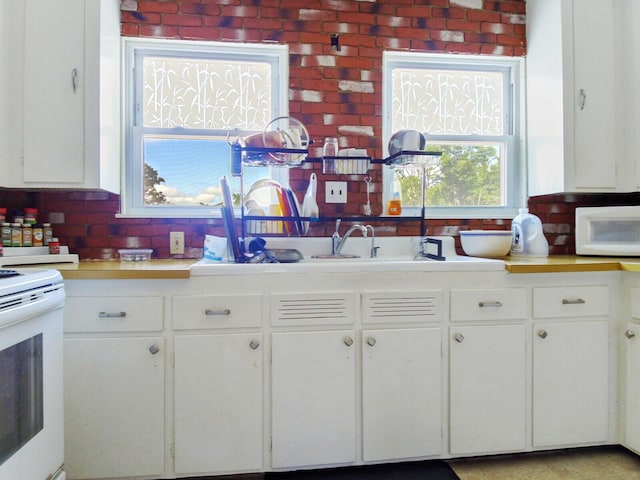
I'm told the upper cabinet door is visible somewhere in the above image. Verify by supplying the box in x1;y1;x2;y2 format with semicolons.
5;0;121;192
571;0;617;190
23;0;85;184
527;0;618;195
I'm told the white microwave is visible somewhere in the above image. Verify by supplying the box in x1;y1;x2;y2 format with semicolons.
576;205;640;256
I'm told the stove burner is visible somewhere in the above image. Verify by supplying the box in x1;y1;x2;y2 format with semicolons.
0;269;21;278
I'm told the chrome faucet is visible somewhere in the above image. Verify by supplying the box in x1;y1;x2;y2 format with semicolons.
365;225;379;258
332;219;367;255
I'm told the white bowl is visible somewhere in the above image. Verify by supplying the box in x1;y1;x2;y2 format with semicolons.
459;230;512;258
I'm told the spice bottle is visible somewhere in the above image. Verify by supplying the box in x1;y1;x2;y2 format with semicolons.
43;223;53;245
24;208;37;225
32;224;44;247
48;238;60;254
1;223;11;247
22;224;33;247
0;208;6;223
11;223;22;247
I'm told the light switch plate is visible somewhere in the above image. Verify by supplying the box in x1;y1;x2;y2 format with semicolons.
170;231;185;254
326;181;347;203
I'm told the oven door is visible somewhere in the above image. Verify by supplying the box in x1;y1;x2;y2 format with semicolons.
0;306;64;480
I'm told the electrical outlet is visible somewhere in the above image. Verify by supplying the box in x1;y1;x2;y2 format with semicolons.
325;181;347;203
170;232;185;255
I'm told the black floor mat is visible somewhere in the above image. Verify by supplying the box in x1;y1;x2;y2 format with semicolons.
265;460;460;479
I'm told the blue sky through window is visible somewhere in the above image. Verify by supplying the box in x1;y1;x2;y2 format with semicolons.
143;138;268;207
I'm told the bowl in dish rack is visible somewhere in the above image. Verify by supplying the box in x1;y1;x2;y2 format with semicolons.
459;230;512;258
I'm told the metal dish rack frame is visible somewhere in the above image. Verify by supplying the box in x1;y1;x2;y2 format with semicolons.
232;145;442;238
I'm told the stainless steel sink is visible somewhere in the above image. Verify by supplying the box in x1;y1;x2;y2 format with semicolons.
310;254;360;260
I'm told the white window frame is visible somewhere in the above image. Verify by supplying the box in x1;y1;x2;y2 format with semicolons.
120;38;289;218
382;51;526;219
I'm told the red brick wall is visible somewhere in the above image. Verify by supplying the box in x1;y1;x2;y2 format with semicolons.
7;0;594;260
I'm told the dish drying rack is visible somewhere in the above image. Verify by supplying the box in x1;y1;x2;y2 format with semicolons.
233;145;442;238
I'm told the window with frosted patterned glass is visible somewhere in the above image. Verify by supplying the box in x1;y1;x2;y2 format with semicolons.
122;39;288;217
383;52;524;218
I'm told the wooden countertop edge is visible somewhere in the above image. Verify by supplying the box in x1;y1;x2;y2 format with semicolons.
59;270;192;280
504;262;623;274
27;257;640;279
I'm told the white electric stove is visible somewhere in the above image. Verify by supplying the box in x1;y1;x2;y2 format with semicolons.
0;268;66;480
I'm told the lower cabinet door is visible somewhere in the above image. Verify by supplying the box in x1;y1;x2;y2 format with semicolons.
533;320;609;447
362;327;442;461
64;337;165;479
449;324;526;455
271;330;356;469
625;322;640;453
174;333;264;475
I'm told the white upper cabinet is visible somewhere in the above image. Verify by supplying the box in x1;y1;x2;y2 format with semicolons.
526;0;619;195
618;0;640;189
2;0;120;191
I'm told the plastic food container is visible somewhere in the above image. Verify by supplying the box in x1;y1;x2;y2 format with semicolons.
118;249;152;262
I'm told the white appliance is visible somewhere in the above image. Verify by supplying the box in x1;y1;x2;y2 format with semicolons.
576;205;640;256
0;268;66;480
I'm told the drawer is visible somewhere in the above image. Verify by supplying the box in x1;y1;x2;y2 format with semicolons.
450;288;527;322
64;296;164;333
173;294;263;330
362;290;443;324
271;292;356;326
533;285;609;319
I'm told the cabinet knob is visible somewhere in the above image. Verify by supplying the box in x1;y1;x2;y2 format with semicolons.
204;308;231;316
148;344;160;355
343;337;354;347
537;330;548;339
366;337;376;347
453;333;464;343
249;339;260;350
625;330;636;339
98;311;126;318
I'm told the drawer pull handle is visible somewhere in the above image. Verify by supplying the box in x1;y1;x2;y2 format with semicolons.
249;340;260;350
454;333;464;343
366;337;376;347
562;298;586;305
148;344;160;355
479;301;503;308
537;330;548;339
204;309;231;316
343;337;354;347
626;330;636;339
98;311;126;318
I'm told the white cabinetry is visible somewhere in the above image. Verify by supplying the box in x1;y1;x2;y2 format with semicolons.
2;0;120;191
172;294;264;475
619;1;640;188
63;296;165;480
271;330;356;468
361;291;443;462
449;289;527;455
623;321;640;453
270;290;357;468
622;286;640;454
526;0;618;195
532;286;609;447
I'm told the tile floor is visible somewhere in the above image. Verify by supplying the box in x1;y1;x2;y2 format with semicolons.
448;446;640;480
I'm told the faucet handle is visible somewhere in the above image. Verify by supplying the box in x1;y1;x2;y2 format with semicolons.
334;219;341;235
